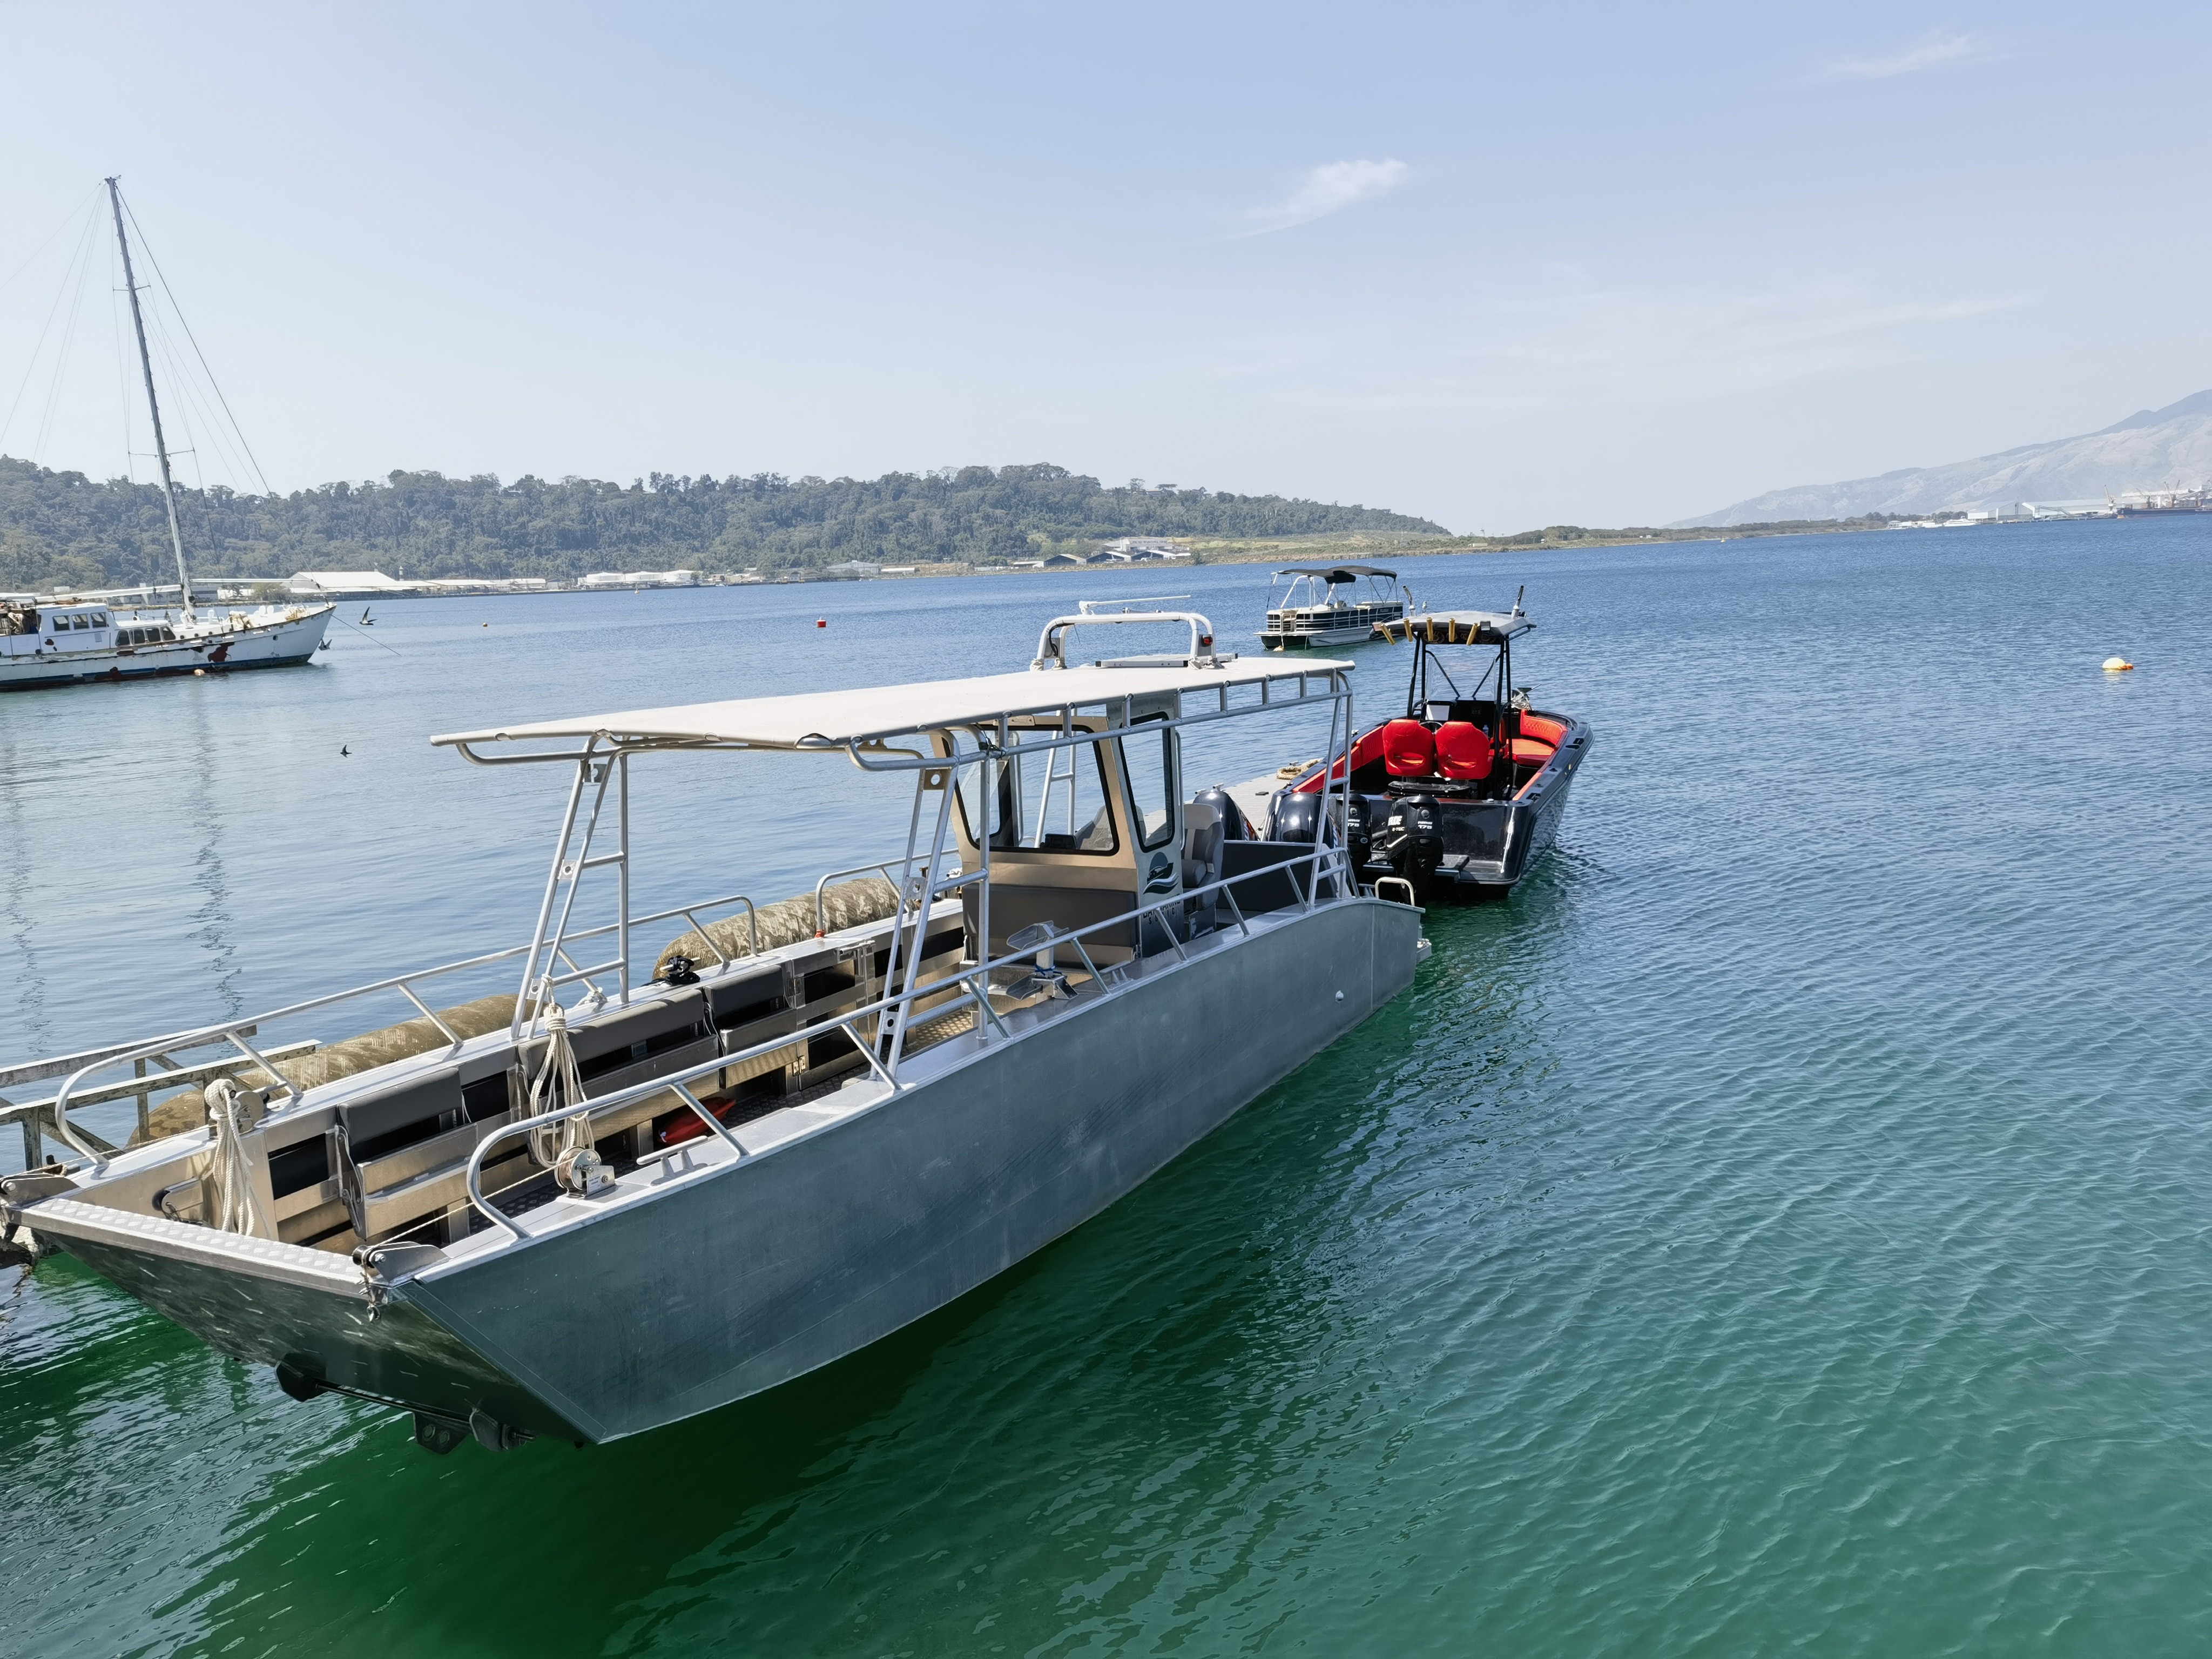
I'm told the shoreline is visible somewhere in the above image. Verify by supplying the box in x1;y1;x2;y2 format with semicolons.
28;514;2092;605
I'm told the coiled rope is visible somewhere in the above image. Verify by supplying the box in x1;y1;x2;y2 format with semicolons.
524;1004;594;1168
202;1077;275;1237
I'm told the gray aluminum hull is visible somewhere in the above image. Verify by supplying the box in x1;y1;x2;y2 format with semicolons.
38;896;1422;1444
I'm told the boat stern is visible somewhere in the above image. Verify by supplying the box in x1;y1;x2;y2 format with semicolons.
17;1196;582;1447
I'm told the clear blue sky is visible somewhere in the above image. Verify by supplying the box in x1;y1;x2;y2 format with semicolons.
2;1;2204;530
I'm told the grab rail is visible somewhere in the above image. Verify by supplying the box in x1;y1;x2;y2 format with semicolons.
1031;608;1218;670
813;855;962;938
32;888;771;1171
457;849;1354;1239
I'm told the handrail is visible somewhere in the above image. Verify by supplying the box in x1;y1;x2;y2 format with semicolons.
458;850;1359;1239
1031;608;1217;670
0;1028;265;1094
1;1041;321;1120
812;855;962;938
32;888;771;1169
465;1074;747;1240
672;898;758;966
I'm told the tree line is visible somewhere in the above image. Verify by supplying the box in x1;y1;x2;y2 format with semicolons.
0;460;1446;591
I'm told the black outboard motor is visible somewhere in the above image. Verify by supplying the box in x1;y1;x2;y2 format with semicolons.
1269;790;1328;845
1343;793;1376;872
1273;791;1380;866
1190;786;1250;842
1374;794;1444;889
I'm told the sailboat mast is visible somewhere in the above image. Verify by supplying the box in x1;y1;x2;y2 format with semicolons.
104;176;194;623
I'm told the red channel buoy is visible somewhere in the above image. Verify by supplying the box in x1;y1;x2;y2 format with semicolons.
816;618;827;629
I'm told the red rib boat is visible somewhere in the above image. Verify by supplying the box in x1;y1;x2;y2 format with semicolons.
1263;596;1591;899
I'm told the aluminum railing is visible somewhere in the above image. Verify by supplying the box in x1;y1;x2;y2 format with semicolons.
812;854;963;939
462;847;1372;1238
26;888;772;1171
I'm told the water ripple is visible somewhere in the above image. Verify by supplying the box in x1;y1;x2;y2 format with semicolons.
5;527;2212;1654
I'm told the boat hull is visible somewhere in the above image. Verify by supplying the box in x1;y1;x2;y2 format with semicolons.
1428;763;1581;894
1259;603;1404;650
1260;621;1381;649
32;896;1423;1443
1420;722;1592;896
0;607;334;691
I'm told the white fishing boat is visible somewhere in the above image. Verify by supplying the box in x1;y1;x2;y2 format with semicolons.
1258;564;1406;650
0;178;333;693
1;605;1427;1453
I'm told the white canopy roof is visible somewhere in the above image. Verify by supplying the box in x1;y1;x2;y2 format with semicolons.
431;657;1353;753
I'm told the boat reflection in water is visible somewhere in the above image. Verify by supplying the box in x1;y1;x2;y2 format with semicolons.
1;605;1427;1453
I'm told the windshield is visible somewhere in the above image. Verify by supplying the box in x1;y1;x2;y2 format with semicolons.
950;725;1119;856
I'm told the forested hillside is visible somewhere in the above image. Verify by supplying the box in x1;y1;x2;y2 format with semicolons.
0;460;1446;590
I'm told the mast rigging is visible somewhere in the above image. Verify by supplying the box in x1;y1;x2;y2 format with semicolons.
104;175;193;622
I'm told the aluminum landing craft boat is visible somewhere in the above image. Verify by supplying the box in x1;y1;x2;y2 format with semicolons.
1258;564;1406;650
1238;595;1591;900
0;608;1426;1453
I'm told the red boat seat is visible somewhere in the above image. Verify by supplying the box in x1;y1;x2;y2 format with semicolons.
1507;738;1556;767
1434;721;1493;781
1519;714;1567;747
1381;719;1435;777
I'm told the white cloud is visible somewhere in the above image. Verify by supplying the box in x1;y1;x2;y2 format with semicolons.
1822;31;1998;80
1238;159;1409;235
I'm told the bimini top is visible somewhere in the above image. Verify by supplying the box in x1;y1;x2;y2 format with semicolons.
1373;608;1533;646
431;656;1354;754
1273;564;1397;582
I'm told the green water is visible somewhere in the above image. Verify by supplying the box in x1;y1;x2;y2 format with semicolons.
4;524;2208;1655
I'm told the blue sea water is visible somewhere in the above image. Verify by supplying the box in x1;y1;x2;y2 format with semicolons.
2;522;2208;1656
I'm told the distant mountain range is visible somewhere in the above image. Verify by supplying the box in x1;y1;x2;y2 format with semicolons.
1677;391;2212;527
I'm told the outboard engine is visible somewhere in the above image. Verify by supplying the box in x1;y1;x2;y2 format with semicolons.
1190;786;1250;842
1374;794;1443;888
1343;793;1376;873
1185;786;1251;899
1269;790;1328;845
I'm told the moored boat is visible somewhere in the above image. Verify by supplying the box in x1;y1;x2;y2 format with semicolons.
1258;564;1405;649
0;597;332;690
0;178;335;692
1244;595;1591;899
0;606;1427;1452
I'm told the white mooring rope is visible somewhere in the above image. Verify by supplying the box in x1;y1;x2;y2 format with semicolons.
201;1077;275;1237
524;1004;594;1168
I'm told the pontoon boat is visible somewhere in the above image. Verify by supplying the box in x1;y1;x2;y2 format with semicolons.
1258;565;1405;649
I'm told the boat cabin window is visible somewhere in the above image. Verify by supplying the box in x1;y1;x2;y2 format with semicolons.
948;724;1120;855
1120;714;1177;851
